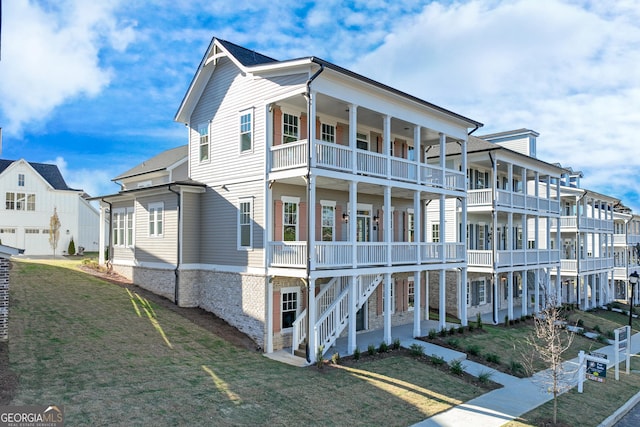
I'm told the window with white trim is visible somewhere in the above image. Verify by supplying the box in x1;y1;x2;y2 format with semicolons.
238;198;253;249
432;224;440;243
5;192;35;211
281;287;299;330
356;132;368;150
282;113;299;144
321;200;335;241
18;174;24;187
148;202;164;237
282;197;299;241
407;210;415;242
321;123;335;143
470;279;486;306
466;282;471;306
198;123;209;162
407;278;415;311
113;207;134;247
240;109;253;152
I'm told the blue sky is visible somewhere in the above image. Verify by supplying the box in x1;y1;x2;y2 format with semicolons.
1;0;639;210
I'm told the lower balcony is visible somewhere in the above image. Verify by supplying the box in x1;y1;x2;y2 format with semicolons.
468;249;560;268
560;257;614;274
268;241;465;269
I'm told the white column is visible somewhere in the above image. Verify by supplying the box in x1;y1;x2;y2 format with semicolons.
349;105;358;174
440;194;446;263
461;267;468;326
413;270;422;337
439;133;446;185
309;175;316;271
414;126;421;184
384;115;391;179
508;270;514;321
414;191;421;264
98;204;106;265
534;269;540;314
348;275;357;354
522;269;528;316
350;181;357;268
384;272;392;344
384;186;392;266
493;273;499;323
425;271;430;321
309;90;317;168
439;269;446;331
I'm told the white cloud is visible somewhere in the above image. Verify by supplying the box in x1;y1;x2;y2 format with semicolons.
0;0;136;135
353;0;640;210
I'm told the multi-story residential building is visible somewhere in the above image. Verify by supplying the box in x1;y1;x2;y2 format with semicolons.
550;168;617;309
96;37;483;362
426;130;565;324
613;205;640;304
0;158;101;255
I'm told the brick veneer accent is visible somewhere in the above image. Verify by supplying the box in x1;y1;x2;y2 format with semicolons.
0;258;10;341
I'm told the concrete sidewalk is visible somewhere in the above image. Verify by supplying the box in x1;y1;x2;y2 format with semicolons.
412;331;640;427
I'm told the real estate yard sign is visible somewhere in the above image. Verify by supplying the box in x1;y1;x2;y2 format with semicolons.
586;351;607;382
614;325;631;380
578;351;609;393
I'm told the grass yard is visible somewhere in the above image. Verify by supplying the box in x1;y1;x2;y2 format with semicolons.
505;355;640;427
6;259;488;426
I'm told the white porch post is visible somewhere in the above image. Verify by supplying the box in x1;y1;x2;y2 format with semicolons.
384;115;391;179
414;270;422;336
461;268;468;326
508;270;514;322
522;269;528;316
384;186;392;266
414;125;421;184
425;270;430;321
492;273;499;324
349;181;357;268
348;275;357;354
349;105;358;174
384;272;392;344
534;269;540;314
308;278;317;363
439;133;446;186
309;175;316;271
266;277;273;353
439;269;446;331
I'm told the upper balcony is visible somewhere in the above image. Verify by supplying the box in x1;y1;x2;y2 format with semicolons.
468;249;560;269
559;257;614;274
552;216;614;233
468;188;560;214
270;139;465;192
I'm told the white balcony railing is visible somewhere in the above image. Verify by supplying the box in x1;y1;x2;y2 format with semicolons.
468;188;559;213
468;249;560;268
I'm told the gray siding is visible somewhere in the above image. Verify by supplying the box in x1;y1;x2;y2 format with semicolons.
135;194;178;265
111;201;134;262
182;192;201;264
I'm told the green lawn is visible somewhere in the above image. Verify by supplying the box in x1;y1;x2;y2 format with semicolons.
7;259;487;426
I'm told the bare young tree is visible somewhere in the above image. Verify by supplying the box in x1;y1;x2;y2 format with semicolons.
524;292;575;425
49;208;61;258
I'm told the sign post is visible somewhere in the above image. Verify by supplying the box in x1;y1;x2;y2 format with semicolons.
614;325;631;380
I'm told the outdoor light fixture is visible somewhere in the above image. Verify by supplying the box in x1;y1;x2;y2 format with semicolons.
373;215;379;224
342;213;349;223
629;271;638;328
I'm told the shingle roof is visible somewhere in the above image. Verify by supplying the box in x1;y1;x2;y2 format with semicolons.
0;159;74;190
113;145;187;181
217;39;277;67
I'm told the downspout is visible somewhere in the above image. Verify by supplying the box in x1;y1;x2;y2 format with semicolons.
488;152;498;324
468;124;480;136
101;198;113;267
168;185;181;305
304;62;324;362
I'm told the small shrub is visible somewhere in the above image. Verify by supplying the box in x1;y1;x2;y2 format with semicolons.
577;319;584;327
510;360;524;376
485;353;500;364
331;352;340;365
478;370;493;384
520;315;526;322
430;354;445;366
392;338;401;350
476;313;483;329
457;325;465;334
447;338;459;348
353;347;361;361
606;303;613;311
593;325;602;333
504;315;509;326
468;323;475;332
448;326;456;336
378;341;389;353
449;359;464;375
409;343;424;357
68;238;76;256
606;330;615;339
368;344;376;356
596;334;609;344
466;344;481;356
316;345;325;368
439;328;447;338
428;328;437;339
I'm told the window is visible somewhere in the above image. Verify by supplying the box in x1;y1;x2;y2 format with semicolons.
198;123;209;161
407;278;415;311
5;193;14;210
321;123;335;143
466;282;471;306
240;110;253;152
356;132;368;150
478;224;486;250
238;198;253;249
113;208;134;247
407;211;415;242
27;194;35;211
0;228;16;234
25;229;39;234
282;197;299;241
321;201;335;241
148;202;164;237
470;279;486;306
432;224;440;243
283;113;299;144
16;193;25;210
18;174;24;187
281;288;299;330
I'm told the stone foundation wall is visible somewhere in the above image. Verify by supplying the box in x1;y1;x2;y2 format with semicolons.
0;258;9;341
131;267;176;302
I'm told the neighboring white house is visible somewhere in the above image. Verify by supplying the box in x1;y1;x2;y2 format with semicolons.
0;159;101;255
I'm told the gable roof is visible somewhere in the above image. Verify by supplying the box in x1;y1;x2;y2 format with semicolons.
175;37;483;130
0;159;75;190
113;145;187;181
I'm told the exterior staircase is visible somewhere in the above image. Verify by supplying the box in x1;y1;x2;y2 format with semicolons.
292;273;383;358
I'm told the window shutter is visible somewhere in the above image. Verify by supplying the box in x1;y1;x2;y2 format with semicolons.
336;124;345;145
273;107;282;146
299;202;308;241
315;203;321;240
315;117;321;139
274;200;283;240
300;113;307;140
487;281;492;303
335;205;343;241
378;210;383;242
393;210;399;242
273;290;281;333
472;282;479;306
396;279;405;312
